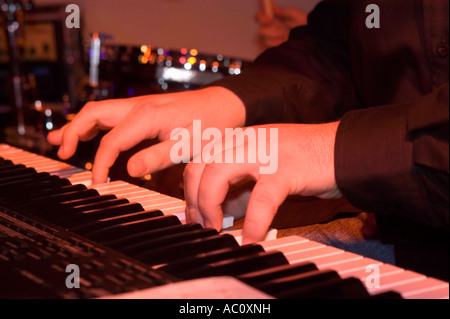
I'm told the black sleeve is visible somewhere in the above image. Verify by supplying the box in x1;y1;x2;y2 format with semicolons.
335;83;449;230
209;0;361;126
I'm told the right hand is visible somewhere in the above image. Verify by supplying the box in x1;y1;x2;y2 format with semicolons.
47;87;246;184
257;3;308;48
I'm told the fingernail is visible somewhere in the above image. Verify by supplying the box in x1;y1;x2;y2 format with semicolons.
57;146;65;158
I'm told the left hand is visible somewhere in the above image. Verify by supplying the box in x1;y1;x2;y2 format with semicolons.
183;122;343;244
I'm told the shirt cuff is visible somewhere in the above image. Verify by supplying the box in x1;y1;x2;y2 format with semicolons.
334;103;418;218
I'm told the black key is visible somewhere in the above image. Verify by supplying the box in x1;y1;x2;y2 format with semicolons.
1;174;68;193
4;184;85;205
105;223;203;249
0;163;26;172
72;210;164;235
1;177;72;201
0;172;54;190
237;262;319;286
87;215;182;243
274;277;371;299
255;269;344;297
15;189;101;213
0;159;14;166
0;166;36;179
57;194;118;209
57;202;145;228
179;251;289;280
370;291;403;299
160;244;265;277
44;198;131;222
135;233;240;266
119;228;219;256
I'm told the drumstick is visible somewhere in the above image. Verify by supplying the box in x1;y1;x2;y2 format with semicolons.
261;0;273;18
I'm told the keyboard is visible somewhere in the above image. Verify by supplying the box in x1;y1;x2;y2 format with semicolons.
0;143;448;299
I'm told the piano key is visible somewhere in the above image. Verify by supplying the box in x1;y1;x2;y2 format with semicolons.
160;244;266;277
259;235;309;250
56;194;118;209
39;198;131;221
237;262;319;286
0;159;14;166
1;144;448;299
254;269;342;297
90;181;233;227
1;177;72;199
0;164;28;173
66;171;93;185
4;184;87;206
179;251;289;280
105;223;203;250
261;236;449;299
135;234;240;266
387;277;449;299
119;228;218;256
0;169;43;184
15;189;102;213
0;144;231;229
284;245;346;264
57;197;131;215
87;215;182;243
57;202;146;228
362;269;427;295
0;145;90;183
0;152;72;174
275;277;371;299
72;210;165;235
313;251;364;269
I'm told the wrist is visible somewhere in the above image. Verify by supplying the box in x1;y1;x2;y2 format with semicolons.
199;87;247;128
314;121;342;199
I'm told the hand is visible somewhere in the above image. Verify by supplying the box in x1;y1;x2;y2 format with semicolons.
47;87;246;184
183;122;343;244
257;3;308;48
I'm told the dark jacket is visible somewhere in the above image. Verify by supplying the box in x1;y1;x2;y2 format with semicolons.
211;0;449;280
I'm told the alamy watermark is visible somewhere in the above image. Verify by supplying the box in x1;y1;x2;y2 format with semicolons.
366;4;380;29
365;264;381;289
65;4;80;29
65;264;80;289
169;120;279;175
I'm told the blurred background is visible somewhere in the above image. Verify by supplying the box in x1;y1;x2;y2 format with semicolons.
0;0;320;197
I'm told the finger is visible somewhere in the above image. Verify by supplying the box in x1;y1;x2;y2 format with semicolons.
91;110;158;184
47;124;67;146
182;134;224;226
197;161;260;232
53;106;107;160
127;138;191;177
183;160;207;227
241;175;290;244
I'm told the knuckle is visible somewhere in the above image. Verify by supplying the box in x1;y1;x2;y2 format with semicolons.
251;187;278;212
183;163;199;182
82;101;99;112
98;133;115;150
203;163;223;178
133;102;154;115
